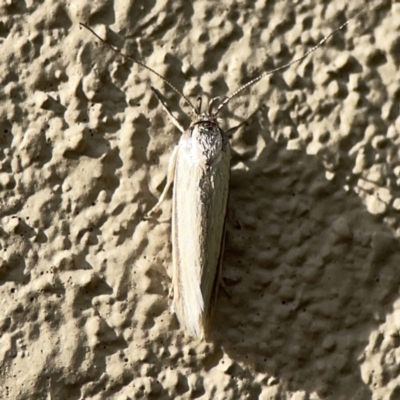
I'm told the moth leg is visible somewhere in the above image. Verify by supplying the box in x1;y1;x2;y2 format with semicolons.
220;277;233;299
145;145;178;218
168;286;175;313
226;208;242;231
151;86;185;133
226;105;264;137
217;218;232;300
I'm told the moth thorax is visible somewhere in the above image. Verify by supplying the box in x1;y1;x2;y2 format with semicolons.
191;122;224;167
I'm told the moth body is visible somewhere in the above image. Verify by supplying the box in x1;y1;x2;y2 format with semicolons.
172;113;230;338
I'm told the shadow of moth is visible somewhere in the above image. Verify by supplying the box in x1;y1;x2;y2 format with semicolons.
80;2;379;339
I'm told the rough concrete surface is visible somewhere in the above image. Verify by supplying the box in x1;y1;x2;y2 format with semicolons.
1;0;400;399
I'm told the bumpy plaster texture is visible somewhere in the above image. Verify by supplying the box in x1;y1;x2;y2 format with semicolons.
0;0;400;399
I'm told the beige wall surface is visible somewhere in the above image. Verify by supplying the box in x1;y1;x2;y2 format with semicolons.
0;0;400;399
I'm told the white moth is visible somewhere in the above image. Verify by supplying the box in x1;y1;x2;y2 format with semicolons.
146;96;231;338
80;4;377;338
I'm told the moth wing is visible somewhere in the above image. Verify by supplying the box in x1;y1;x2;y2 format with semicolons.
201;150;230;322
172;138;230;338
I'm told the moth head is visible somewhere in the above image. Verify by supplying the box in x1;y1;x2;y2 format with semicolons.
193;95;228;120
192;111;218;125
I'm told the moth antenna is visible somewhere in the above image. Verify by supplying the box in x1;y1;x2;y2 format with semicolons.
79;23;198;115
197;96;203;114
208;96;228;114
213;3;378;117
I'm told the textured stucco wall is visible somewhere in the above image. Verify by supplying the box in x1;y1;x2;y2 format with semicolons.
0;0;400;399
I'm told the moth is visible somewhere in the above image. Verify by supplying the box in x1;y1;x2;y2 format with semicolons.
80;4;376;338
